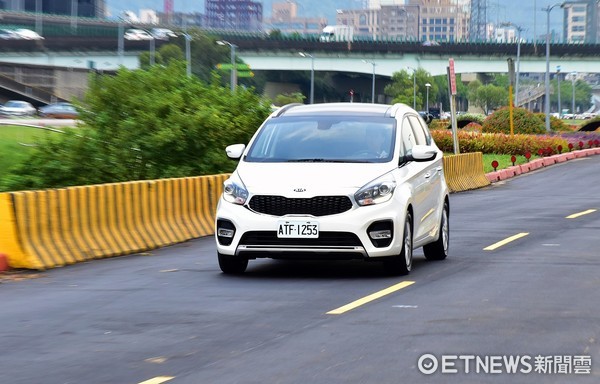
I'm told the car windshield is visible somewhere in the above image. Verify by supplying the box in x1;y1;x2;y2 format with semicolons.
5;101;26;108
245;116;396;163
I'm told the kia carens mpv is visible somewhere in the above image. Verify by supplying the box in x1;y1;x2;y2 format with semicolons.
215;103;450;274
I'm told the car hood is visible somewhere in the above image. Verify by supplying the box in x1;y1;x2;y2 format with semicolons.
235;161;396;197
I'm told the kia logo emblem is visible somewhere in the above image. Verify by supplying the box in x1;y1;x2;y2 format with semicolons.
293;188;306;192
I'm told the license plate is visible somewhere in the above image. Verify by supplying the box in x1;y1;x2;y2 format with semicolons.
277;220;319;238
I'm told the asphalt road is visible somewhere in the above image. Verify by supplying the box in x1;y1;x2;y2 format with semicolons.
1;155;599;384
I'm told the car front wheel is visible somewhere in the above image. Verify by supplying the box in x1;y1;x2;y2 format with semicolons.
218;253;248;274
423;201;449;261
383;212;413;275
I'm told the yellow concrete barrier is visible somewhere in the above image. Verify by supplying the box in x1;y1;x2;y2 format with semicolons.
0;174;230;270
443;152;491;193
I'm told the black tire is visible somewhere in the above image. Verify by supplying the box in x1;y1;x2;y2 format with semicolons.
383;211;413;275
423;201;449;261
218;253;248;274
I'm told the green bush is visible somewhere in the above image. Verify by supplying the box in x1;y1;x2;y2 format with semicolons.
533;113;571;132
1;62;272;192
457;113;486;125
431;131;568;155
483;107;546;134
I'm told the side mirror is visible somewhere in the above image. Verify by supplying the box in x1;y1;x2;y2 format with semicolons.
225;144;246;159
406;145;438;162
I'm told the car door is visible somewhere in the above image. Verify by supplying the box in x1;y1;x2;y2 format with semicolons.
406;114;443;243
399;115;430;242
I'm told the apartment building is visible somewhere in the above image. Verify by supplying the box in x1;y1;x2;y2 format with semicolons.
562;0;598;43
336;0;469;42
264;1;327;35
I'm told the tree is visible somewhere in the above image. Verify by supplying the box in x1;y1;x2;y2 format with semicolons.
474;84;507;115
273;92;305;106
384;68;435;110
1;62;272;192
550;78;592;114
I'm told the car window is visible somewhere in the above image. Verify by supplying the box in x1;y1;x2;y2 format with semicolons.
407;115;432;145
245;116;395;163
401;117;417;153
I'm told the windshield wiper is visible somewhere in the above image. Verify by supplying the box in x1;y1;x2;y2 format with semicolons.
287;158;349;163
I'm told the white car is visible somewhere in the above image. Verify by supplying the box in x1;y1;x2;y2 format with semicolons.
215;103;450;274
0;100;37;117
151;28;177;40
13;28;44;40
124;29;153;41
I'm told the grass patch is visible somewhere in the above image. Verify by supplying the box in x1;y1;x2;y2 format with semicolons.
481;153;538;173
0;125;58;180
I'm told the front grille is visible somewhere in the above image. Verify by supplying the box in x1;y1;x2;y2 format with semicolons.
239;231;362;247
248;195;353;217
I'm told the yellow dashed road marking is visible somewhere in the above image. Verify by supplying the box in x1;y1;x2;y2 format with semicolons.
138;376;174;384
566;209;597;219
484;232;529;251
327;281;415;315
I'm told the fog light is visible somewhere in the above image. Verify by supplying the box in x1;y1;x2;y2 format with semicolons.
218;228;235;238
369;229;392;239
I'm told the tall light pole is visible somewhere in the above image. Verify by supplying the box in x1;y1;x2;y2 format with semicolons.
544;3;565;132
362;60;376;103
571;71;577;116
425;83;431;113
217;40;238;92
117;18;124;66
299;52;314;104
500;22;524;106
408;67;417;110
183;17;191;77
556;65;561;118
35;0;42;36
185;33;192;77
70;0;78;33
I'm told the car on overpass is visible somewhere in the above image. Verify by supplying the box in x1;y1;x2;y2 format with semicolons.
215;102;450;275
38;102;79;119
0;100;37;117
124;29;153;41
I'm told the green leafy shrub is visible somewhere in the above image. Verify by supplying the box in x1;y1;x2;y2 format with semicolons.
428;119;448;130
483;107;546;134
457;113;485;125
431;131;569;155
1;62;272;192
533;113;571;132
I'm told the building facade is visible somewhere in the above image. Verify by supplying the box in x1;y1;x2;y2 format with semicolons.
337;0;469;42
411;0;469;42
562;0;598;43
263;1;327;36
205;0;263;31
0;0;106;18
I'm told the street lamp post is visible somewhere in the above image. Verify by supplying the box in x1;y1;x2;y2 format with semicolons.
556;66;561;118
185;33;192;77
299;52;314;104
544;3;565;131
425;83;431;113
363;60;376;103
500;22;524;106
408;67;417;110
217;40;238;92
117;18;124;66
571;71;577;117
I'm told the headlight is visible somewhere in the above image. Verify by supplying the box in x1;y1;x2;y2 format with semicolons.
355;174;396;206
222;173;248;205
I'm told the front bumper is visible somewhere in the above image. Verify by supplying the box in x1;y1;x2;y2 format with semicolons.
215;196;407;260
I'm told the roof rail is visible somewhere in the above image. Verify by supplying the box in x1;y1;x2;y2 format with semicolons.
274;103;303;117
